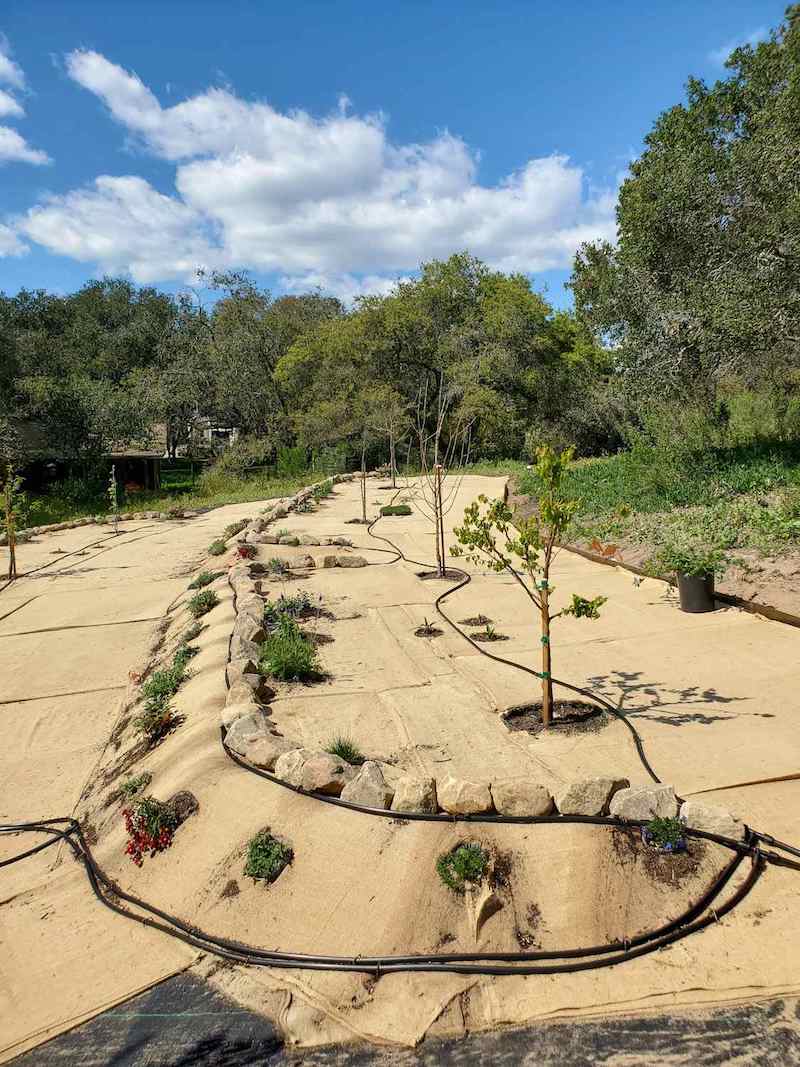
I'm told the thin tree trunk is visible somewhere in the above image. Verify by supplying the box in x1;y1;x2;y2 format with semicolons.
360;436;367;523
435;463;446;577
389;432;396;489
540;589;552;726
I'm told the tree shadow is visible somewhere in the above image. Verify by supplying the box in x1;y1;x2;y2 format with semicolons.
582;669;771;727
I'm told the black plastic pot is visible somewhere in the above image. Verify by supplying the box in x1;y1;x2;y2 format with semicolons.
677;572;716;613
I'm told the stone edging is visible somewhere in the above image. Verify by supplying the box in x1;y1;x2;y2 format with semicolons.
220;474;745;841
3;507;200;545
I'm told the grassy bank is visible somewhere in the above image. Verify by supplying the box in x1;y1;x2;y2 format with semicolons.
21;470;325;529
514;441;800;557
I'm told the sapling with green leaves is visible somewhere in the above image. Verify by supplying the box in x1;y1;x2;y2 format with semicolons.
451;445;606;727
2;463;23;580
107;464;120;535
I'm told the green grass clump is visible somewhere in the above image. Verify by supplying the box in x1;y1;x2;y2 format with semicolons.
133;703;179;744
208;539;226;556
325;736;364;765
188;590;219;618
646;816;685;850
134;641;197;743
265;557;290;576
436;843;489;893
259;616;321;681
223;518;250;539
244;830;293;883
119;772;152;800
263;591;316;628
188;570;222;590
380;503;412;516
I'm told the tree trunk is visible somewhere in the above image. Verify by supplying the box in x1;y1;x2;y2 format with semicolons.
389;432;397;489
540;589;553;726
360;437;367;523
435;463;446;577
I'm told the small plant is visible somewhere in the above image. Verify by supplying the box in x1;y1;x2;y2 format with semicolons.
188;570;222;590
414;616;443;637
244;829;293;883
188;589;219;618
107;464;120;535
380;503;412;516
296;499;315;513
643;816;686;853
236;543;257;560
223;519;250;539
276;527;291;539
259;616;321;681
119;772;152;800
208;539;226;556
265;556;290;576
263;591;317;628
647;539;727;579
133;703;179;744
182;620;203;643
436;843;489;893
325;735;365;765
123;796;178;866
460;615;491;627
452;446;606;727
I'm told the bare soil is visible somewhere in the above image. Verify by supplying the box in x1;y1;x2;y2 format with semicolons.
503;699;610;737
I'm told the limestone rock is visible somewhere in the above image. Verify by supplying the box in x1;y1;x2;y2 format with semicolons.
229;633;261;664
391;775;438;814
491;779;554;817
221;698;259;729
300;752;356;795
225;710;272;755
330;536;352;547
679;800;744;840
322;555;339;568
299;534;320;546
242;672;275;703
339;761;395;809
337;555;368;568
240;733;298;770
609;784;678;821
226;657;259;688
275;747;315;787
438;775;493;815
233;614;265;645
226;680;261;708
278;534;300;546
290;554;316;570
556;776;630;816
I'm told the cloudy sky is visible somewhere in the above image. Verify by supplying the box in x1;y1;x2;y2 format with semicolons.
0;0;783;305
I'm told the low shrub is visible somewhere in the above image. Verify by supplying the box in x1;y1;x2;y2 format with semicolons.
645;816;685;851
295;499;315;513
119;772;152;800
133;703;179;744
265;557;290;576
647;539;727;579
182;620;204;643
263;591;317;628
380;503;412;516
325;735;365;765
124;796;179;866
436;842;489;893
188;590;219;618
208;539;226;556
259;616;321;681
188;570;222;590
244;829;293;882
223;518;250;539
236;543;257;560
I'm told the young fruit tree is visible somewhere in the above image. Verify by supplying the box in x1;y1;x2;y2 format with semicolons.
451;445;606;726
2;463;23;581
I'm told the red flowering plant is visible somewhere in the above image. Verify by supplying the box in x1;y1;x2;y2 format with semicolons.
236;543;256;560
123;796;178;866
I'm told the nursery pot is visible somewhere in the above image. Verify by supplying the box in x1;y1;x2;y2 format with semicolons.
677;572;715;613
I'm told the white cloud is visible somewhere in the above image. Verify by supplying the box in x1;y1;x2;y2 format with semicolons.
18;49;617;292
0;221;27;257
0;125;49;165
709;27;768;66
0;88;23;118
0;38;25;89
21;176;220;281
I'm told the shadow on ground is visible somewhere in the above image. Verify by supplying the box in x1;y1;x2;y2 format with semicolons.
14;974;800;1066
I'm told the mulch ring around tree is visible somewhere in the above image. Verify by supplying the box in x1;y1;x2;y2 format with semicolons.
502;699;610;737
471;628;509;642
414;621;444;638
416;569;463;581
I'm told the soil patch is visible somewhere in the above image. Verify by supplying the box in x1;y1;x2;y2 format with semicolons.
503;700;610;737
414;624;444;638
612;826;706;888
471;630;509;642
416;569;463;582
460;615;492;626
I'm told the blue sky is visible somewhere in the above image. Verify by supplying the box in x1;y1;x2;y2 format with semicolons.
0;1;786;307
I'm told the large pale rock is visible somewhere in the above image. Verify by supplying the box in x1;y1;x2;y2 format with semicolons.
556;776;630;816
339;761;395;809
226;680;261;708
391;775;438;814
322;555;339;568
438;775;493;815
236;593;263;617
226;657;259;688
609;784;678;821
290;554;316;570
337;555;368;568
275;747;315;787
330;536;352;547
680;800;744;840
299;534;320;546
240;733;298;770
233;614;265;645
242;672;275;703
225;710;271;755
491;779;554;817
278;534;300;546
300;752;356;796
221;698;259;729
230;633;261;663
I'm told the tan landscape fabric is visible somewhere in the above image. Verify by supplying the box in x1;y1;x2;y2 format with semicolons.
1;476;799;1059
